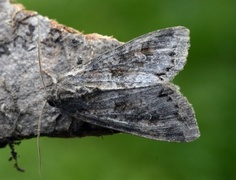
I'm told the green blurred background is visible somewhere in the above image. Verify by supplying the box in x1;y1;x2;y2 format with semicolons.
1;0;235;179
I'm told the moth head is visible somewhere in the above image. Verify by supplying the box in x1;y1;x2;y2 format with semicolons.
46;83;74;108
46;82;97;115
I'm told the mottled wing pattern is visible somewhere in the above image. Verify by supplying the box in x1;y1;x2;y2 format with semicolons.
50;26;200;142
56;84;199;142
73;26;190;89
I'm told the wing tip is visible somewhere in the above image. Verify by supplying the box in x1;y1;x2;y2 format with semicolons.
184;129;201;142
157;26;190;37
171;26;190;35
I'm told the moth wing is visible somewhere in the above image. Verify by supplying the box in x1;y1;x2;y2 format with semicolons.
59;84;199;142
75;26;190;89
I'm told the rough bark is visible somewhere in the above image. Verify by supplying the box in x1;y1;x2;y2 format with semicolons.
0;0;121;148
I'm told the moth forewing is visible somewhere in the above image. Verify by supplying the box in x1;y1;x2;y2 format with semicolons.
59;26;190;90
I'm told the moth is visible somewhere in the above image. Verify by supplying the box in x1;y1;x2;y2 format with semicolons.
47;26;200;142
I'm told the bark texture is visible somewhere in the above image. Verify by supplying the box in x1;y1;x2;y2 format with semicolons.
0;0;121;147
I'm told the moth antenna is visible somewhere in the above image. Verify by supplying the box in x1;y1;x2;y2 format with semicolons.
37;16;46;89
37;100;47;177
37;15;46;176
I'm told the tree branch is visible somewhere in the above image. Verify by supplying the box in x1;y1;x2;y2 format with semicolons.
0;0;121;147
